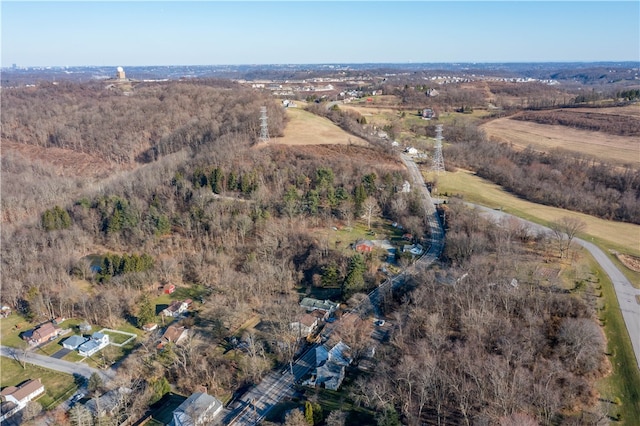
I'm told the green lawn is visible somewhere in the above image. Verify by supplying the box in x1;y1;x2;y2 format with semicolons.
0;358;77;409
102;330;137;345
1;314;33;348
593;257;640;425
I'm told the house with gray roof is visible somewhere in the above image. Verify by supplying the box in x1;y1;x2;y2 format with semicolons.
62;335;88;350
78;332;109;357
300;298;339;315
170;392;223;426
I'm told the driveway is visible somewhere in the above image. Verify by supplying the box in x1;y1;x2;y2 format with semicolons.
50;347;72;359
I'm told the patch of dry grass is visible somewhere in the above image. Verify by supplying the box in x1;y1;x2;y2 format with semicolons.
481;118;639;166
433;169;640;256
274;108;368;146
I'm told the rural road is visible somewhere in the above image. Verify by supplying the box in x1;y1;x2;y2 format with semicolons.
0;345;116;383
471;204;640;370
225;155;445;425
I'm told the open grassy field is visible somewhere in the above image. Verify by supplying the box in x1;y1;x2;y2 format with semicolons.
481;117;639;166
433;169;640;257
0;358;77;409
275;108;368;146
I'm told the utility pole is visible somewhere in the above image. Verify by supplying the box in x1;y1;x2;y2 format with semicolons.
431;124;445;174
259;106;269;143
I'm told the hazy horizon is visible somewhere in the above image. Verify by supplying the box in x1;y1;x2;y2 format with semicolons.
2;1;639;68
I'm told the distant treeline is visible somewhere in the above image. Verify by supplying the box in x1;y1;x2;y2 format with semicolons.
512;109;640;137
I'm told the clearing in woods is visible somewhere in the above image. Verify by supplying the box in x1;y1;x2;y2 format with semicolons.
481;117;640;166
274;107;368;146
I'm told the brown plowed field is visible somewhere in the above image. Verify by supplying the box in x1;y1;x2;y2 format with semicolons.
481;118;640;166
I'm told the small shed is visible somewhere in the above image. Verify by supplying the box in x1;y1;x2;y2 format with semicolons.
163;284;176;295
143;323;158;332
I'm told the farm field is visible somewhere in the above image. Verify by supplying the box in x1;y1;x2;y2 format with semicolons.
275;107;368;146
433;169;640;257
481;117;639;166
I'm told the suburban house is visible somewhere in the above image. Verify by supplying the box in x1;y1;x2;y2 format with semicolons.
161;325;189;346
0;378;45;421
85;387;131;417
163;283;176;294
355;240;375;253
300;298;339;318
78;332;110;357
290;313;319;339
403;243;424;256
62;335;88;350
162;299;192;317
170;392;223;426
24;322;60;345
303;342;352;391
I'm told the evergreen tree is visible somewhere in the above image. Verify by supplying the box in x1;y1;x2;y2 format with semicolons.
353;184;367;217
305;401;315;425
88;372;103;394
210;167;225;194
137;294;155;328
344;253;366;296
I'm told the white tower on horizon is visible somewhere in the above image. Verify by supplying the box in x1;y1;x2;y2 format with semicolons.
259;106;270;143
432;124;445;174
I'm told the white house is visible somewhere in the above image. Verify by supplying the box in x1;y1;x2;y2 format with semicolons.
78;332;109;357
170;392;223;426
162;299;192;317
290;313;319;338
0;378;45;421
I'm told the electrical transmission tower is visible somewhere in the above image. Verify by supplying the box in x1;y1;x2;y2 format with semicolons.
259;106;270;143
431;124;445;174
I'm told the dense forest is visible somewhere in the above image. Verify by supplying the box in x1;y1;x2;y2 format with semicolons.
0;76;622;425
350;201;608;426
0;80;286;165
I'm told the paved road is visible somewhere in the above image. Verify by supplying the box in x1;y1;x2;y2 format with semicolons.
224;345;317;425
225;155;446;426
471;204;640;370
0;345;116;383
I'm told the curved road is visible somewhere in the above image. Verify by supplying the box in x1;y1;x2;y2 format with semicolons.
470;203;640;370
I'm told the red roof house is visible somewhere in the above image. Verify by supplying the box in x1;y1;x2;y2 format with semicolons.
355;240;375;253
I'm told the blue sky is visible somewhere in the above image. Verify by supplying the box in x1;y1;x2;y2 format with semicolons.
2;1;639;66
